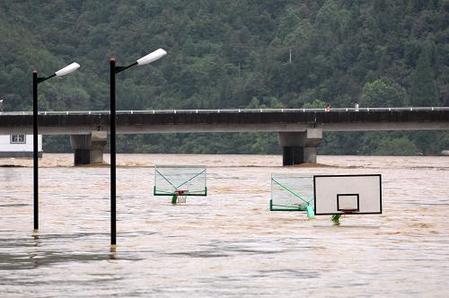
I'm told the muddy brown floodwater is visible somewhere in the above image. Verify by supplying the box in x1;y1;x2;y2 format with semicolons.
0;154;448;297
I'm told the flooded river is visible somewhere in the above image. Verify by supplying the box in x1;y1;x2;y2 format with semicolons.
0;154;448;297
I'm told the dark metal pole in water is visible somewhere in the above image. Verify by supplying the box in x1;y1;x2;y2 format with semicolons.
110;58;117;248
32;71;39;231
108;50;166;249
31;64;78;233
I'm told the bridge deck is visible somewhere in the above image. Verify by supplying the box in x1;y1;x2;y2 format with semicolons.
0;107;448;135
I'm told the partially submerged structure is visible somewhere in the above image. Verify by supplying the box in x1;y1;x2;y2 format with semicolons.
0;134;42;158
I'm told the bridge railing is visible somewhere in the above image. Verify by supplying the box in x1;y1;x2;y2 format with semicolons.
0;106;448;116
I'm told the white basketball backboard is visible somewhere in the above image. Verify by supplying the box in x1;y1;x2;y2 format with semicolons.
313;174;382;215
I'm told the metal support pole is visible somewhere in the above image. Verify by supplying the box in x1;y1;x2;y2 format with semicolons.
32;71;39;231
110;58;117;248
108;57;148;249
31;65;76;233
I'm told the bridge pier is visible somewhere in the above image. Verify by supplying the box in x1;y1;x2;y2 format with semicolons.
278;129;322;166
70;131;107;165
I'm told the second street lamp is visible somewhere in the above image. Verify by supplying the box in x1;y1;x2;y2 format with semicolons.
109;48;167;249
32;62;80;232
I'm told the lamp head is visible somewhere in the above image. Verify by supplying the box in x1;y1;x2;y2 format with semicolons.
136;48;167;66
55;62;80;77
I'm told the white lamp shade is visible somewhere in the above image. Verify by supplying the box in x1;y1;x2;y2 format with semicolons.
55;62;80;77
136;48;167;65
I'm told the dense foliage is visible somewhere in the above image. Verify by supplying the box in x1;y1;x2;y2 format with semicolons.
1;0;448;155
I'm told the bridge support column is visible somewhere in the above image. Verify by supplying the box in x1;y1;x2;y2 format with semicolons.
70;131;107;166
278;129;322;166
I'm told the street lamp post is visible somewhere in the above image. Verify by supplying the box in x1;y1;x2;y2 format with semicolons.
32;62;80;232
109;48;167;248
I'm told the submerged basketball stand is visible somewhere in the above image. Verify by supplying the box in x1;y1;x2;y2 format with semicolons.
269;174;382;224
269;174;315;218
153;165;208;204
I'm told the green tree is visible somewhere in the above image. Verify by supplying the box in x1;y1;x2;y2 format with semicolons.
303;99;327;109
1;1;448;155
409;42;439;106
373;137;417;156
361;79;407;107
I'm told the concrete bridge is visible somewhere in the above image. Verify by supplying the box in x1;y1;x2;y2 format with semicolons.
1;107;448;165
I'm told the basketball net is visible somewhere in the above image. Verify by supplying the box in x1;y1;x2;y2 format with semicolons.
174;190;187;204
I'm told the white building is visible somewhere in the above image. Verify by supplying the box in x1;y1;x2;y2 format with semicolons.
0;134;42;157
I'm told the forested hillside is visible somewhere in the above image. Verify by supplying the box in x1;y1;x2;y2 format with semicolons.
1;0;448;155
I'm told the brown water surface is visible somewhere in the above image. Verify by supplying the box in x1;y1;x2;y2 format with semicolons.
0;154;448;297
